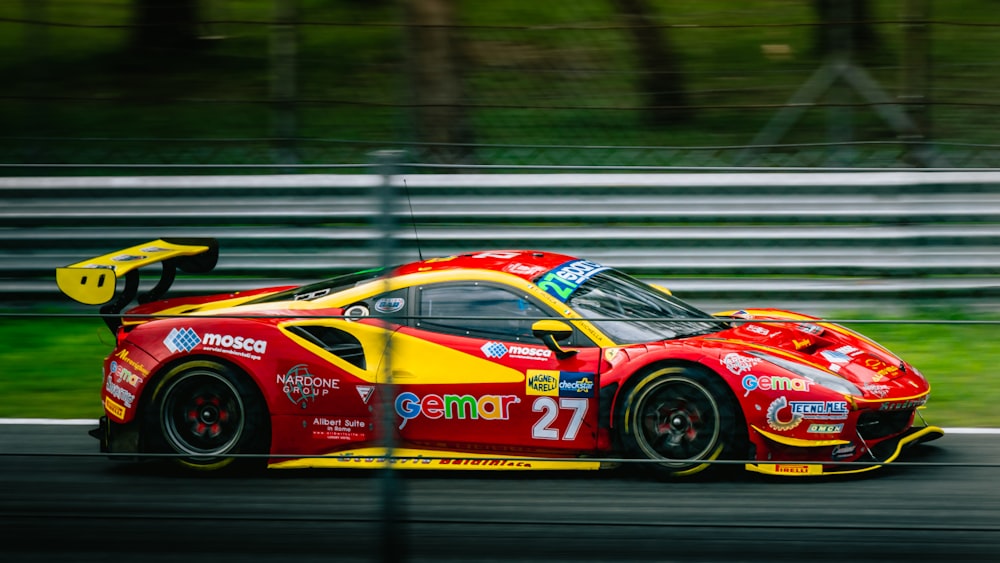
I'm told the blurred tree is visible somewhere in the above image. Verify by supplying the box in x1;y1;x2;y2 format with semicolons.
131;0;201;55
404;0;473;163
813;0;882;61
610;0;689;125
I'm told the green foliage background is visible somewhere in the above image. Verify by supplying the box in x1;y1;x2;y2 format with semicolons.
2;1;999;166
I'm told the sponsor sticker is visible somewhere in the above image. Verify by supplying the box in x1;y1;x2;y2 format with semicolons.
333;454;533;468
204;333;266;354
394;392;520;429
789;400;849;419
163;327;201;353
109;360;143;388
766;396;849;431
114;349;149;376
374;297;405;314
741;374;810;397
105;376;136;408
744;324;772;337
831;443;857;460
526;370;596;397
879;397;927;411
481;342;552;361
720;352;760;376
821;349;853;365
311;417;368;442
835;345;863;357
558;372;595;397
796;323;824;336
111;254;146;262
604;348;621;362
526;370;559;396
356;385;375;404
535;259;608;302
864;355;901;380
863;383;891;398
104;397;126;420
294;288;331;301
437;459;534;468
503;263;547;277
775;464;812;475
481;341;508;359
807;423;844;433
163;327;268;360
277;364;339;408
792;338;813;350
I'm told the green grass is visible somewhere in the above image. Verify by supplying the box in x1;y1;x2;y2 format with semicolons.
0;316;111;419
2;307;998;427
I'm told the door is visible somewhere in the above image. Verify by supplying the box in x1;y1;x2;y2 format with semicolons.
378;281;604;455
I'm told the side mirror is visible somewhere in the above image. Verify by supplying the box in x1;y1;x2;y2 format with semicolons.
532;319;577;360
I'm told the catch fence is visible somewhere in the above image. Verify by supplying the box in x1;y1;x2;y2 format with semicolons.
3;163;1000;312
4;1;1000;169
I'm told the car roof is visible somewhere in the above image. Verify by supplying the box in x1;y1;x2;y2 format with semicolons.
160;250;595;315
393;250;585;282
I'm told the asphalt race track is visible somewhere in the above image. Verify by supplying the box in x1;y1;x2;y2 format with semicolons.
1;423;999;563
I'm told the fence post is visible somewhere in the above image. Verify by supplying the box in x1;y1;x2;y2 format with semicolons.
270;0;299;167
900;0;932;166
372;149;406;562
22;0;49;163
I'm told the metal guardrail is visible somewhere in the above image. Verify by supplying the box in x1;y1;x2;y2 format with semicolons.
3;171;1000;307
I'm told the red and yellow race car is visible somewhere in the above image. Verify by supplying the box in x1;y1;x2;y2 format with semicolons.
57;238;943;477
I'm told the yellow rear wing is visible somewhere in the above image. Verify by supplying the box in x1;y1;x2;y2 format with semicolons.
56;239;218;328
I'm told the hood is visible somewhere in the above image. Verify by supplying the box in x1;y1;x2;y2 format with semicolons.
709;311;926;401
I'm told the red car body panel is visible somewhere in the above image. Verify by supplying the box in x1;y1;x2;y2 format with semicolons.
61;240;941;476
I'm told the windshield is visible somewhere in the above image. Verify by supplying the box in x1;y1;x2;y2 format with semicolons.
244;267;388;304
555;269;726;344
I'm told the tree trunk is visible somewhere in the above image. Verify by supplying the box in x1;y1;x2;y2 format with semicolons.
610;0;689;125
814;0;881;60
131;0;201;56
404;0;473;164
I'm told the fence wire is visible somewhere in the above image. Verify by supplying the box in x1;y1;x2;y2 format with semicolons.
3;1;1000;170
3;4;1000;560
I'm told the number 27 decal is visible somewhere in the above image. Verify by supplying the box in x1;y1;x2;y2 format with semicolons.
531;397;588;441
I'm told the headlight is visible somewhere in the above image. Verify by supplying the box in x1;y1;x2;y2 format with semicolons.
748;351;862;397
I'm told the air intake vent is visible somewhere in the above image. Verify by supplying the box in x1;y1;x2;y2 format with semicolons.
286;325;366;369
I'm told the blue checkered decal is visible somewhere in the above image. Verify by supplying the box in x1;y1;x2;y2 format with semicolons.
163;327;201;353
481;341;508;359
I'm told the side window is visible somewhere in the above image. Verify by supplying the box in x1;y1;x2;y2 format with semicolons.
417;283;549;341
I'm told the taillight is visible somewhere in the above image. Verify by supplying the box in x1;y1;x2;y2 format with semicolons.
116;326;128;346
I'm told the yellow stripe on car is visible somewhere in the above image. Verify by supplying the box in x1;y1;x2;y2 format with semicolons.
268;447;603;470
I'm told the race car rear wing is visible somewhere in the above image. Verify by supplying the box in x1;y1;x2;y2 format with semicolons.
56;238;218;330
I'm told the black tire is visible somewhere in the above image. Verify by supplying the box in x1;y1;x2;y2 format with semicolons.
145;360;268;472
617;365;744;479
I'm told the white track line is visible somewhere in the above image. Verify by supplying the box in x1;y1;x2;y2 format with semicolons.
0;418;99;425
939;427;1000;434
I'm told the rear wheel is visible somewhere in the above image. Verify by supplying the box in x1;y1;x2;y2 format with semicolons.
145;360;268;471
618;365;744;478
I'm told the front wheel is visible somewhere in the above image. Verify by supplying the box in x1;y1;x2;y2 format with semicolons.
145;360;268;471
617;365;744;479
